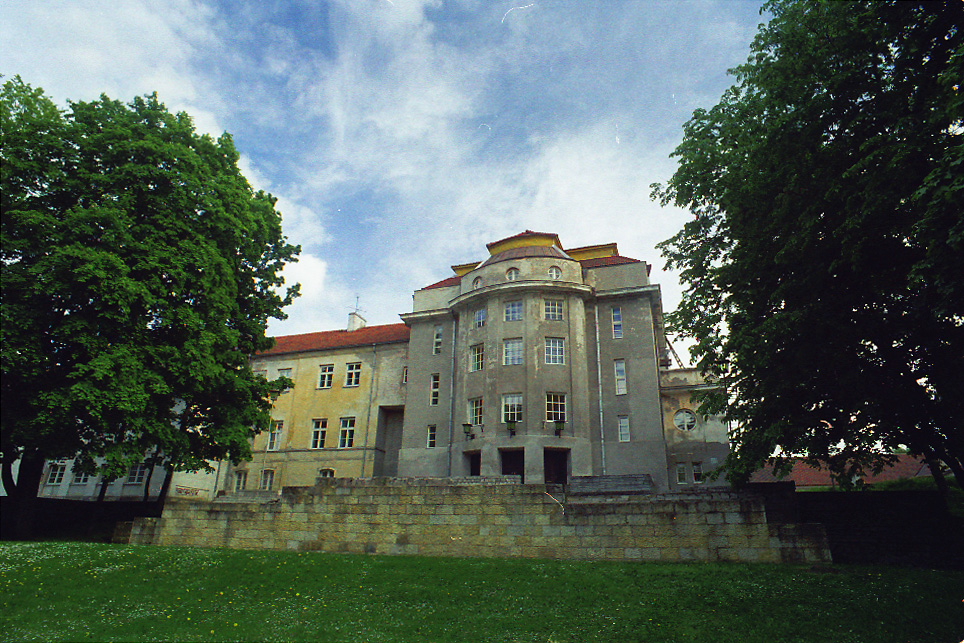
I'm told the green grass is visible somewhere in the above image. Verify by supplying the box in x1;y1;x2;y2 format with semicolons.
0;542;961;643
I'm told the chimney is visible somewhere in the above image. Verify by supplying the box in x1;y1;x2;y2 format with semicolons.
348;312;367;331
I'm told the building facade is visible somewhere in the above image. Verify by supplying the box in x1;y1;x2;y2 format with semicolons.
233;231;728;493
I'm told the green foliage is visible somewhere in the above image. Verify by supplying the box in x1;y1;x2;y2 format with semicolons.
1;77;299;487
653;2;964;487
0;542;962;642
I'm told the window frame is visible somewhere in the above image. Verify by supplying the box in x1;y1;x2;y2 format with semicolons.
617;415;631;442
47;463;66;485
430;373;441;406
545;337;565;365
502;393;523;424
503;338;523;365
544;299;564;321
470;343;484;372
427;425;437;448
473;308;486;328
614;359;627;395
546;393;567;422
505;267;520;281
127;463;148;484
260;469;275;490
612;306;623;339
469;397;484;426
344;362;362;387
504;300;523;322
676;463;687;485
674;409;698;431
433;325;443;354
234;470;247;491
693;461;704;484
548;266;562;280
318;364;334;389
311;418;327;449
71;469;91;485
338;417;356;448
267;420;283;451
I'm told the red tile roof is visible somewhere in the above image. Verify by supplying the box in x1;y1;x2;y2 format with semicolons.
421;275;462;291
257;323;410;357
750;455;930;487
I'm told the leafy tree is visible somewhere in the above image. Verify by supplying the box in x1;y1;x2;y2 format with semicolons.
653;1;963;491
1;77;299;520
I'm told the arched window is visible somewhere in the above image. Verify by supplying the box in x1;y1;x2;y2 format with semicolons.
506;268;520;281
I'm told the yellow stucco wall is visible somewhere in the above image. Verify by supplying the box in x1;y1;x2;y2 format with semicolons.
239;342;407;490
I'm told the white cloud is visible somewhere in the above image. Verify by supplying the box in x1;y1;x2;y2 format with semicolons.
269;252;348;336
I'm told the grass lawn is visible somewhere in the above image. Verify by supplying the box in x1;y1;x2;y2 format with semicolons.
0;542;961;642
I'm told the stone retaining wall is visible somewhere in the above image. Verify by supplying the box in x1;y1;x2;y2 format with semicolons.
129;479;830;564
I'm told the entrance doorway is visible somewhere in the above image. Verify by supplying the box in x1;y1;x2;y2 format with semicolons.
465;452;481;477
544;448;569;485
500;449;525;483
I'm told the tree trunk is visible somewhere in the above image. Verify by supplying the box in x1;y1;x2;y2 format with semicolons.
142;464;155;503
922;448;950;504
8;452;45;540
96;477;114;502
156;467;174;508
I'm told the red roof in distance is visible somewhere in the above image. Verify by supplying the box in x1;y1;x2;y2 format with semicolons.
257;323;410;357
750;455;930;487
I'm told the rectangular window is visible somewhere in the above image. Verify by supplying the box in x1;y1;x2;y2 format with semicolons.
311;419;327;449
345;363;361;387
544;299;564;321
614;359;627;395
617;416;631;442
72;469;90;485
676;463;687;484
47;463;66;485
127;463;148;484
316;468;335;481
504;300;523;321
318;364;334;388
427;425;437;448
473;308;486;328
545;337;565;365
612;306;623;339
278;368;293;393
430;373;440;406
503;338;523;365
469;398;483;426
234;470;247;491
470;344;484;372
433;325;443;354
546;393;566;422
339;417;356;448
401;367;408;385
267;420;283;451
502;393;523;423
693;462;704;484
253;369;267;379
260;469;274;490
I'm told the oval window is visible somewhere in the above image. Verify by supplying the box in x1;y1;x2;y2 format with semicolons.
472;277;482;289
673;409;698;431
548;266;562;280
506;268;520;281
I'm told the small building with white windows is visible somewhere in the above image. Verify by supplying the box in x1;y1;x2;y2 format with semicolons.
229;231;728;493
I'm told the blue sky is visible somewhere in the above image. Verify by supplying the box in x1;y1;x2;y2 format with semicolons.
1;0;765;352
